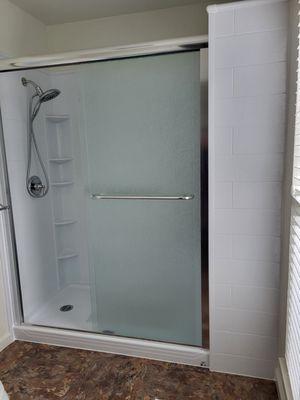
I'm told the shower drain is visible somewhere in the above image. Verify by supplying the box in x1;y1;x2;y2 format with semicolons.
59;304;74;312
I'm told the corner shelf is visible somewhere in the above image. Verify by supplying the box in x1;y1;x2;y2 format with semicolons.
55;219;77;227
46;114;70;123
51;181;74;187
46;110;80;286
57;250;79;261
50;157;73;164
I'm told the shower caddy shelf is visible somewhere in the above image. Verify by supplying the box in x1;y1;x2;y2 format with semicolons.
51;181;74;187
57;250;79;261
46;112;80;286
49;157;73;164
46;114;70;122
54;219;77;226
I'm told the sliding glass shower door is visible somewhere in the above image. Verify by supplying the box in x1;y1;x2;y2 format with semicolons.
0;49;206;348
82;51;202;346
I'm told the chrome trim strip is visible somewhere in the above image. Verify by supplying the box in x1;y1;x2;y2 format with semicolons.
0;36;208;72
200;48;209;349
0;108;24;326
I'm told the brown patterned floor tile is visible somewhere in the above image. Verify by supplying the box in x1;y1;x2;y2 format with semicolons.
0;341;278;400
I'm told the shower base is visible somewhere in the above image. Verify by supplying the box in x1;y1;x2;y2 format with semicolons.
28;285;93;332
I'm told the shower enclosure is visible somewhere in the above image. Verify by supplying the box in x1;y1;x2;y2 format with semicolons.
0;42;208;356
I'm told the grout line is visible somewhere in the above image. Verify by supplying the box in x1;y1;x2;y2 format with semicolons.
215;27;287;40
212;351;276;363
215;306;279;317
213;329;278;340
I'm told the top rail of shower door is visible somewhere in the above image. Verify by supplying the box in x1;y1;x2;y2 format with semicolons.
91;194;194;200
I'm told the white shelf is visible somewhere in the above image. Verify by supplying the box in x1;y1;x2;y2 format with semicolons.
51;181;74;187
55;219;77;227
46;114;70;123
57;250;78;261
49;157;73;164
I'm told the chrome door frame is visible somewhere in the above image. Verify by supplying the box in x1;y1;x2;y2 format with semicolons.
0;108;23;331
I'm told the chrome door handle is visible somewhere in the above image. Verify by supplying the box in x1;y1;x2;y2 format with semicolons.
91;194;194;200
0;203;10;211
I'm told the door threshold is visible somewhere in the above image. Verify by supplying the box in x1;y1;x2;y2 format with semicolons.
14;324;209;368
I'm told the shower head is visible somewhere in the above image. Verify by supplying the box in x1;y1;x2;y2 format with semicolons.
39;89;60;102
21;77;60;102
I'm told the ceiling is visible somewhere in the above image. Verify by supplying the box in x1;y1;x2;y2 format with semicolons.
9;0;202;25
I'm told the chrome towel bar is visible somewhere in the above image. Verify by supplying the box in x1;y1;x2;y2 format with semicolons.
91;194;194;201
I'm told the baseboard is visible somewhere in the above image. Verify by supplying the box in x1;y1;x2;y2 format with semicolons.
0;333;13;352
275;358;293;400
14;325;209;367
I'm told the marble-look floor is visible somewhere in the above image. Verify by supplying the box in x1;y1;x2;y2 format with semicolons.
0;341;278;399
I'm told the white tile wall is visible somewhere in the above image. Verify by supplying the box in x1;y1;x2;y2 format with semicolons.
208;0;288;379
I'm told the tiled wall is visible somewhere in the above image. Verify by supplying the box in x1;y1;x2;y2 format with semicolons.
208;0;288;379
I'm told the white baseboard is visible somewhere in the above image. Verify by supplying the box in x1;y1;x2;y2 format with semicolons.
275;358;293;400
14;325;209;367
0;333;13;352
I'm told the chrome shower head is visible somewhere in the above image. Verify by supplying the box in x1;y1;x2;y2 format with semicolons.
39;89;60;102
21;77;60;102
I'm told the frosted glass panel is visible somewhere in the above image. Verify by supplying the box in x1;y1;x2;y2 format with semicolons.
82;52;201;346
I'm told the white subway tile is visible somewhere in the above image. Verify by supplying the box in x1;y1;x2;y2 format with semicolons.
214;308;278;337
233;182;282;210
215;155;235;181
215;182;233;208
215;30;287;68
215;127;233;155
212;331;277;360
215;154;283;182
233;124;285;154
235;2;288;34
210;353;276;379
214;235;233;259
232;235;281;262
234;62;286;97
214;9;235;37
215;68;234;98
214;259;280;288
214;284;232;308
234;154;283;182
215;94;286;127
231;286;279;314
214;209;281;236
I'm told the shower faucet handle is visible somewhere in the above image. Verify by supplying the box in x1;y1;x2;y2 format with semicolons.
27;176;46;198
33;183;45;190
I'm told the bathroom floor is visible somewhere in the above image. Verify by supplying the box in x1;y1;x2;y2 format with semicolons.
0;341;278;399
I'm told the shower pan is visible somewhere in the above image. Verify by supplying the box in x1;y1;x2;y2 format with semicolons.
0;37;209;366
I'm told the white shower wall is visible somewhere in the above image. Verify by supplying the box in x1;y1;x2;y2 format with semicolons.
0;70;57;320
0;69;90;322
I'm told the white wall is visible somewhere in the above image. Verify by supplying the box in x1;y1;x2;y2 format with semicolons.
208;0;288;379
47;2;220;53
0;0;47;57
